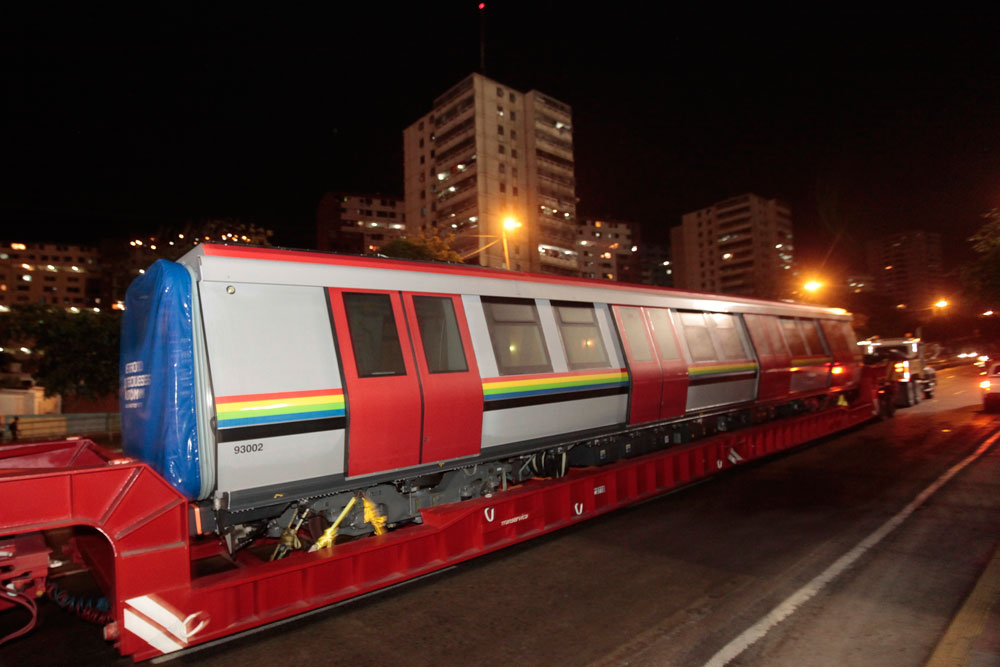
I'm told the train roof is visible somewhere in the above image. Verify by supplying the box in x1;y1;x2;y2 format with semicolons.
177;243;853;320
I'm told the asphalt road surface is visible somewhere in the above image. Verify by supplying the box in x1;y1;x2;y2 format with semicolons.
3;364;998;666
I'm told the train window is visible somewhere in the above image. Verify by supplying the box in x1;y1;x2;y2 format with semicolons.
823;321;847;357
412;296;468;373
482;297;553;375
343;292;406;377
618;307;653;362
743;314;773;357
779;317;808;357
646;308;681;361
709;313;746;360
555;303;611;370
680;312;717;362
765;316;790;355
841;322;863;359
801;319;827;356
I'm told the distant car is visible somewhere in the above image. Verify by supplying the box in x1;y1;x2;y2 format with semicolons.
981;363;1000;411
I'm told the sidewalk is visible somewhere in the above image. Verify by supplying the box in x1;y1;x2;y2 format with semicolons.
926;538;1000;666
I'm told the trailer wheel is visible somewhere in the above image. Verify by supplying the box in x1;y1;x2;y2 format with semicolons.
897;382;915;408
878;392;896;419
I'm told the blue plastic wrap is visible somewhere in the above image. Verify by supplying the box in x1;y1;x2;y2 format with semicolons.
120;259;201;499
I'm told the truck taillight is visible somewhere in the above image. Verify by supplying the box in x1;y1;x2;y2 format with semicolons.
981;380;991;390
831;364;845;375
894;361;910;381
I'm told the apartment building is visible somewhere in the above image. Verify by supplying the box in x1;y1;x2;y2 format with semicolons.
865;231;943;309
316;192;406;254
670;194;794;298
640;243;675;288
577;219;640;282
0;241;102;310
403;73;579;274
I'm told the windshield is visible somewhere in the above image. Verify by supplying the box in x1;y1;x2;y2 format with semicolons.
879;345;915;358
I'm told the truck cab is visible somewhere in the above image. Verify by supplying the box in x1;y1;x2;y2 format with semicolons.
858;336;936;407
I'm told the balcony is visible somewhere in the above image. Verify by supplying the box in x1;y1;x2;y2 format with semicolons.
434;95;475;128
535;148;574;171
435;116;475;148
539;222;577;244
534;129;573;152
436;136;476;165
538;184;576;208
436;174;477;203
536;94;571;115
433;75;473;109
437;194;477;220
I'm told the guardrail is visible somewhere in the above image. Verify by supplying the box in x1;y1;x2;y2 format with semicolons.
2;413;120;443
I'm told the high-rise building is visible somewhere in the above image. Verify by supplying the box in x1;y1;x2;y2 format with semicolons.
577;219;641;282
670;194;794;298
640;243;675;288
403;73;579;275
0;241;102;310
865;231;943;309
846;274;875;294
316;193;407;254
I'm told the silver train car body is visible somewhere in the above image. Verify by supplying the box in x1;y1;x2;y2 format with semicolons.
120;244;862;541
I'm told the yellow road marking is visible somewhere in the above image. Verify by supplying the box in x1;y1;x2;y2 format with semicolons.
925;540;1000;667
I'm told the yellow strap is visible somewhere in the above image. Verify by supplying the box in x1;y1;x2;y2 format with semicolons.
309;496;357;552
361;497;387;535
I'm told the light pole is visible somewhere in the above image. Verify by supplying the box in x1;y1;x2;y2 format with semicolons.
914;299;950;340
457;215;523;270
502;217;521;270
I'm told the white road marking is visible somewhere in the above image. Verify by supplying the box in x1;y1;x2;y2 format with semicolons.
702;429;1000;667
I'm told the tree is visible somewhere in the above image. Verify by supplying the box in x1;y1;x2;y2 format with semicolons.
105;218;275;302
377;233;463;263
145;218;274;261
961;209;1000;309
1;304;121;399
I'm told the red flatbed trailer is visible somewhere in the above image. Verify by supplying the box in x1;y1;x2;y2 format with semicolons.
0;397;876;661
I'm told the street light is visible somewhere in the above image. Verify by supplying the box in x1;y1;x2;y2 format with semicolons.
502;217;522;270
803;280;823;292
458;216;523;269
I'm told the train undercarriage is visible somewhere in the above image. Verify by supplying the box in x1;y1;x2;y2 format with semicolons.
213;388;857;558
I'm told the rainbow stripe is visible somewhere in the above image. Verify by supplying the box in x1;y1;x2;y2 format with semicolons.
483;369;629;402
791;356;832;366
688;362;758;377
216;389;345;429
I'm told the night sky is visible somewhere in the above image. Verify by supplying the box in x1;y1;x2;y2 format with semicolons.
4;3;1000;284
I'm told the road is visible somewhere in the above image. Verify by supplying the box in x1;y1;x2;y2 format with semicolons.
3;364;998;666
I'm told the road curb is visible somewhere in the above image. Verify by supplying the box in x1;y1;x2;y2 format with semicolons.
925;538;1000;666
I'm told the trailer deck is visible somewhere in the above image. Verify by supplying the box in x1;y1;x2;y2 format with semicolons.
0;400;875;661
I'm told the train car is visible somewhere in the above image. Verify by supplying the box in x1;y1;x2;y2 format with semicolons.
121;243;863;551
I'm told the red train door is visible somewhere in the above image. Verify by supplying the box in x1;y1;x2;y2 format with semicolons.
613;305;661;424
328;289;422;477
643;307;689;419
402;293;483;464
744;314;790;401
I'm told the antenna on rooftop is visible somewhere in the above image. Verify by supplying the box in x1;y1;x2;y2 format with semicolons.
478;3;486;74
